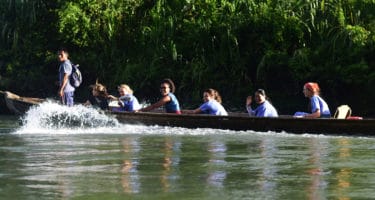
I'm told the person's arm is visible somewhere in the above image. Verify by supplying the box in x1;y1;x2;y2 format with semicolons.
246;96;255;116
59;73;69;97
107;95;118;100
304;110;321;118
182;108;202;114
138;95;171;112
246;106;255;116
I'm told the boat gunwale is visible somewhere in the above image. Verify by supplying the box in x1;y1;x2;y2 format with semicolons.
109;110;374;122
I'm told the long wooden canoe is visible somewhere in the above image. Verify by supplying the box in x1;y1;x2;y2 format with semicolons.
2;90;375;135
109;111;375;135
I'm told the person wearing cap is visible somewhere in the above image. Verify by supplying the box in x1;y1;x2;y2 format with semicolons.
294;82;331;118
109;84;141;112
136;78;181;114
84;83;110;110
246;89;278;117
183;88;228;116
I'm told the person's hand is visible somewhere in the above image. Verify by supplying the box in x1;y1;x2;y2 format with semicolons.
58;89;64;97
246;96;252;106
181;110;191;114
107;95;117;100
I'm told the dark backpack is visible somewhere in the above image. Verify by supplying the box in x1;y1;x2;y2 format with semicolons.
70;64;82;88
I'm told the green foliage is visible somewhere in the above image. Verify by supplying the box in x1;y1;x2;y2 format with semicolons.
345;25;370;46
0;0;40;49
58;2;91;47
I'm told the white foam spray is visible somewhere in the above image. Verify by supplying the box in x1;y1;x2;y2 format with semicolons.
16;101;121;134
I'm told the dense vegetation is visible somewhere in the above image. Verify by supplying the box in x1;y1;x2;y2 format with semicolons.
1;0;374;116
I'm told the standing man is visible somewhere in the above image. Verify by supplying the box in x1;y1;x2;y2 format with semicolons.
57;48;75;106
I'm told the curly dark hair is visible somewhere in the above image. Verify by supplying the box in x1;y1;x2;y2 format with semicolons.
161;78;176;93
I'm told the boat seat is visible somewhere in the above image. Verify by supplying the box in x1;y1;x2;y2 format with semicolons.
334;105;352;119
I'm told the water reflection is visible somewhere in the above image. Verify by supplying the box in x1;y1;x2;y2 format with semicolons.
120;136;140;194
160;138;181;192
335;138;352;200
206;140;227;187
306;138;328;200
258;137;278;197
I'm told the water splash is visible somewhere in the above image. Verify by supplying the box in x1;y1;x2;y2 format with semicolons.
16;101;120;134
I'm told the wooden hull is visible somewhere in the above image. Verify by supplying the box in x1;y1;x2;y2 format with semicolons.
2;91;43;115
0;91;12;114
110;111;375;135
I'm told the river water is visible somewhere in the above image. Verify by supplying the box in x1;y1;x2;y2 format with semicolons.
0;102;374;199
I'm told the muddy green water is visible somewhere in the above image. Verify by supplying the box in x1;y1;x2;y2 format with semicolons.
0;106;374;200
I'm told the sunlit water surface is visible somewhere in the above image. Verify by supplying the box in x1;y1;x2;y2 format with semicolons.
1;102;375;200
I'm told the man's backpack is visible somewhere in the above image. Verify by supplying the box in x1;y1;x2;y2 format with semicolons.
70;64;82;88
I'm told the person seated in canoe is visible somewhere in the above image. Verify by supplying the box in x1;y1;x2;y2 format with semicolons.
136;78;181;114
183;88;228;116
246;89;278;117
294;82;331;118
109;84;141;112
84;83;110;110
